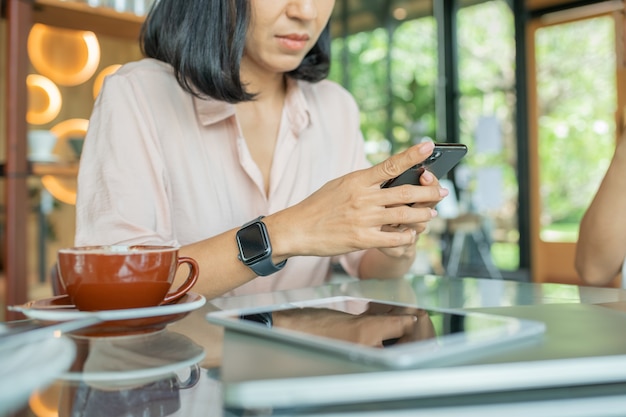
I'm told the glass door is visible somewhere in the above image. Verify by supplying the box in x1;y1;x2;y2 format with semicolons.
528;2;626;284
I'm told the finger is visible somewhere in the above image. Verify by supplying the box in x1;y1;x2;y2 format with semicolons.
388;205;437;225
383;184;448;208
380;224;408;233
365;315;418;346
368;141;435;186
420;170;440;186
381;223;427;235
360;227;416;252
378;245;414;258
382;209;437;235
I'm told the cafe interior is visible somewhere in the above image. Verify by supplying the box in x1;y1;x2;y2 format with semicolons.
2;0;626;415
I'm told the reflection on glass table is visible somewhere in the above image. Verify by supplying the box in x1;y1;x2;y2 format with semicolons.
0;318;100;416
28;329;206;417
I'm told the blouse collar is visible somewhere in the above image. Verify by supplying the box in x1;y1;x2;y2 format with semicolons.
193;77;311;135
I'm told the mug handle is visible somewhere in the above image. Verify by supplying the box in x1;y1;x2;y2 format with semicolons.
176;364;202;390
161;256;199;305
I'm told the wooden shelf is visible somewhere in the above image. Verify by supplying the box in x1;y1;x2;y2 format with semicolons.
33;0;144;39
31;161;79;177
0;161;79;177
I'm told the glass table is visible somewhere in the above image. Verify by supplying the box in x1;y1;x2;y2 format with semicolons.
3;274;626;416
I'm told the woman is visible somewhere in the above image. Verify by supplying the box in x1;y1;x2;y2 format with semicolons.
75;0;449;299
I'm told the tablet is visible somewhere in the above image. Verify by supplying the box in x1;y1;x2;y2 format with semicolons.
206;296;545;369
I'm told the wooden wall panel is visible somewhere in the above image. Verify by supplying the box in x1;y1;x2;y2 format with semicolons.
0;18;6;162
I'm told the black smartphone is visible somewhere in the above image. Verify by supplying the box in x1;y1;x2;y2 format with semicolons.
380;143;468;188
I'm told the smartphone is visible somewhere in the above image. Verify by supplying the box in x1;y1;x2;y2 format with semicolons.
380;143;468;188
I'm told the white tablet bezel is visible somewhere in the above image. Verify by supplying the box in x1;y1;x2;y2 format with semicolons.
206;296;546;369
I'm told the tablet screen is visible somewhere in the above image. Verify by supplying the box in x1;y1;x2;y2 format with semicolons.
208;296;545;369
225;298;527;348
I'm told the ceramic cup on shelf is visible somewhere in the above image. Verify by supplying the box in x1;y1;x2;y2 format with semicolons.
27;130;58;162
56;245;199;311
68;137;85;160
132;0;155;15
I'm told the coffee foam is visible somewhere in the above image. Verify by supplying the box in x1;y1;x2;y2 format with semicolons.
59;245;179;255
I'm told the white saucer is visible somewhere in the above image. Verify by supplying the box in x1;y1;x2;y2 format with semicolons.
10;292;206;322
9;293;206;337
0;336;76;416
63;330;205;389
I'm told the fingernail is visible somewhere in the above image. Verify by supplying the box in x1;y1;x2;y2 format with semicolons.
439;188;449;197
420;141;435;154
431;209;438;217
421;170;434;182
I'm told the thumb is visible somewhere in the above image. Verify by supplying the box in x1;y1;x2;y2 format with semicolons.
369;141;435;186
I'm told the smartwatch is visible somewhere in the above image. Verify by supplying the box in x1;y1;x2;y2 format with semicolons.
236;216;286;276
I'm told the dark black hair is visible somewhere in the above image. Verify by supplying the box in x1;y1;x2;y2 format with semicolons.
140;0;331;104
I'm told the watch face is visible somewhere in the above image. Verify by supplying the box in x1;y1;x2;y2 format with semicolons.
237;222;270;263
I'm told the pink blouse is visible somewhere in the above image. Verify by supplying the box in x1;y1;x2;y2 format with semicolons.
75;58;370;296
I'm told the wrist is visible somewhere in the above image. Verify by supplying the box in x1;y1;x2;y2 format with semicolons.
260;213;297;261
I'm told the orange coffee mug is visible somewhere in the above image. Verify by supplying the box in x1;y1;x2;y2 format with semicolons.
57;245;199;311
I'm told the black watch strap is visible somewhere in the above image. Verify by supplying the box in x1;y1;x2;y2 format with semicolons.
248;252;287;276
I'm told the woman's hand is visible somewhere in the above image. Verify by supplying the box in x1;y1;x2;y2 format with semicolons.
273;306;436;348
269;141;449;259
377;168;446;259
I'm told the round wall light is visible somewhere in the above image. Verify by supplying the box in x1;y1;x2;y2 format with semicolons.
93;64;122;99
26;74;62;125
28;24;101;87
50;118;89;161
41;118;89;205
41;175;77;206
